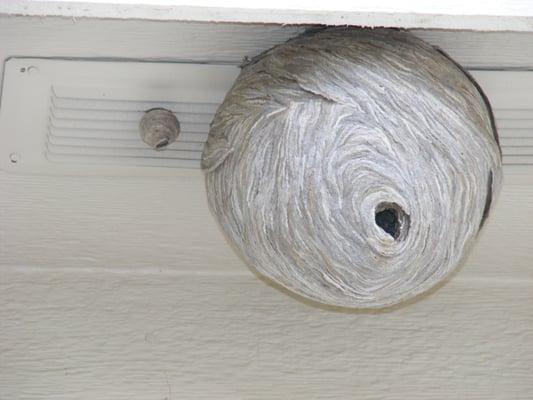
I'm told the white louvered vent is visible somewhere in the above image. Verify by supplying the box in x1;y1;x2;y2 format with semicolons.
472;70;533;174
47;87;214;169
0;59;531;176
493;109;533;165
0;58;239;176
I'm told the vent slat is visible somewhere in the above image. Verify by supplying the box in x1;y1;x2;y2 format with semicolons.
47;135;205;151
497;120;533;129
500;137;533;146
51;95;219;114
497;128;533;138
46;153;200;169
47;143;201;160
501;147;533;156
493;109;533;120
51;108;214;124
501;155;533;165
48;127;207;142
49;118;209;133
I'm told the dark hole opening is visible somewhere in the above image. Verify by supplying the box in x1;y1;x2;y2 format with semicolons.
155;139;169;150
375;202;409;240
375;208;400;239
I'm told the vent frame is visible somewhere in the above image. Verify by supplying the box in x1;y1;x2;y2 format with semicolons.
0;58;240;176
0;59;532;177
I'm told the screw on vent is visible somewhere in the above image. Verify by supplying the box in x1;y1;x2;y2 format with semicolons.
139;108;180;151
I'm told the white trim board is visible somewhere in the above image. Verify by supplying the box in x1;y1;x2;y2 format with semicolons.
3;17;533;70
3;0;533;32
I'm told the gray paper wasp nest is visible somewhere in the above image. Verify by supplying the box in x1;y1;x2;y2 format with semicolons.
202;28;502;308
